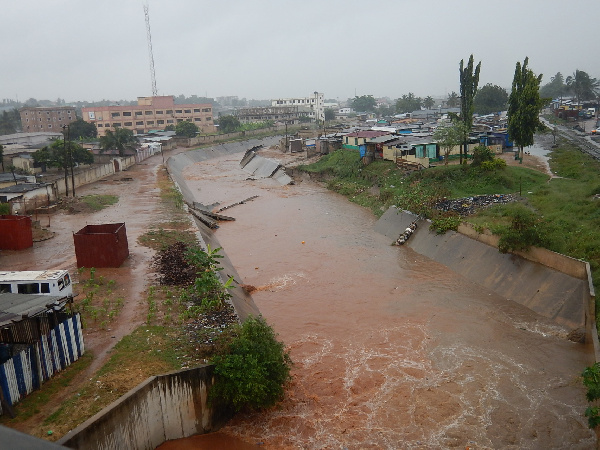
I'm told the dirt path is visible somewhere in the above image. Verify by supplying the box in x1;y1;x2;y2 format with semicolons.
0;148;185;434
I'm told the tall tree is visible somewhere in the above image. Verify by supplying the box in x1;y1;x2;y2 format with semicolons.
507;57;545;161
423;96;435;109
324;108;336;121
395;93;422;113
473;84;508;115
99;127;137;156
175;120;199;138
433;120;468;165
0;144;4;172
566;70;600;104
459;55;481;163
217;115;241;133
351;95;377;112
68;118;97;139
446;91;460;108
540;72;566;100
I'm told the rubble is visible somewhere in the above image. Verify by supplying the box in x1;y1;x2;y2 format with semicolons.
152;241;197;286
434;194;515;216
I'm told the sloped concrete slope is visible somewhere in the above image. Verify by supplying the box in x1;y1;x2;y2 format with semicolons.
375;207;587;332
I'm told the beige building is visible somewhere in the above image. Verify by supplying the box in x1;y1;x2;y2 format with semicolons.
82;96;216;137
20;106;76;133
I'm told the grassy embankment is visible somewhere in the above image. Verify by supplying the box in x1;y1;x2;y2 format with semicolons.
298;138;600;300
0;167;219;440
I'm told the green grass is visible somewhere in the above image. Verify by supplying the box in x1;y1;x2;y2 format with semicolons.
79;194;119;211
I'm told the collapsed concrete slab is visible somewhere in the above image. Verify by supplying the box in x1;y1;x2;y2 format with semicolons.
239;150;292;185
375;207;590;336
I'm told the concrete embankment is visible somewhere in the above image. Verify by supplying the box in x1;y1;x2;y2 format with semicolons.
57;366;230;450
376;207;597;350
167;137;282;321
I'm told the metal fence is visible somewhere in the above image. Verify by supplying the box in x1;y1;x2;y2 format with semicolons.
0;314;85;414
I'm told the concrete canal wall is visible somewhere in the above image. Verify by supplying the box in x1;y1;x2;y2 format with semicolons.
57;366;230;450
375;207;597;354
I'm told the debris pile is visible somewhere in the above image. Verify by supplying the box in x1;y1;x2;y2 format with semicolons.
434;194;515;216
152;241;197;286
394;221;417;246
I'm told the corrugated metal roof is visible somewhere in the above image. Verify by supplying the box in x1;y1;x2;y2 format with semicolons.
0;183;50;194
367;135;396;144
0;293;67;327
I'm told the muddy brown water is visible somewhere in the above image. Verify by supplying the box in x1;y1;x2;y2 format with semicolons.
161;149;595;449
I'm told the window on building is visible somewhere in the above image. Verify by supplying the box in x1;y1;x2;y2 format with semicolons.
47;117;51;121
26;118;29;122
146;121;154;125
68;116;72;120
136;129;144;134
111;112;121;118
157;119;164;124
354;138;358;145
105;123;110;127
175;109;182;114
184;109;191;114
194;118;201;122
166;119;174;124
166;110;173;114
206;117;212;121
46;111;50;115
136;121;144;126
156;110;163;115
97;124;103;127
176;119;183;123
67;110;71;114
202;108;211;112
145;111;153;115
18;283;40;294
113;122;121;127
193;109;200;113
48;124;52;128
123;112;132;116
135;111;142;116
124;122;132;126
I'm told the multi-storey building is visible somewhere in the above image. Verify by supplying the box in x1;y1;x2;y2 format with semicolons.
82;96;216;137
19;106;76;133
271;92;324;123
233;106;301;124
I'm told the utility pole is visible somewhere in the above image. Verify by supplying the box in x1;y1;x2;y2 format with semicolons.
67;125;75;197
62;125;69;197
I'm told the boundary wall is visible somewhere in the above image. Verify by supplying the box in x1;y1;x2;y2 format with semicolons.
57;366;231;450
375;207;597;353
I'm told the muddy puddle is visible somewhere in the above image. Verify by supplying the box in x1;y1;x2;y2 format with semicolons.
165;149;594;449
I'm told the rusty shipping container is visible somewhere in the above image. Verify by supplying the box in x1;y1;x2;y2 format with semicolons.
0;215;33;250
73;223;129;268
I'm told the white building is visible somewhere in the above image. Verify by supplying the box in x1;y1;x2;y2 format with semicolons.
271;92;325;123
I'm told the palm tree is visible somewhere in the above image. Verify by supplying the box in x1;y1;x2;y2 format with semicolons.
423;96;435;109
566;70;600;104
99;127;137;156
446;91;460;108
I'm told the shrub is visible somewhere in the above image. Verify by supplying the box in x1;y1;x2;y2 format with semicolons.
496;204;546;253
480;158;507;171
471;145;495;166
210;316;292;412
583;363;600;428
430;213;461;234
0;203;10;215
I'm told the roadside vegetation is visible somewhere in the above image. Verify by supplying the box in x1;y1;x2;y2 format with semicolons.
79;194;119;211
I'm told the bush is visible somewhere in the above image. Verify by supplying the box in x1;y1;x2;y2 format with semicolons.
480;158;507;171
496;204;546;253
471;145;495;166
583;363;600;428
0;203;10;215
430;213;461;234
210;316;292;412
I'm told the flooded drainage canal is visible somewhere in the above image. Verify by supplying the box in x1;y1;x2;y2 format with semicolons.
163;146;594;449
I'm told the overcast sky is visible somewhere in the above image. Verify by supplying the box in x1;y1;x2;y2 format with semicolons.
2;0;599;104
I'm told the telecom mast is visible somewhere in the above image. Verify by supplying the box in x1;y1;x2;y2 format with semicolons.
143;3;158;96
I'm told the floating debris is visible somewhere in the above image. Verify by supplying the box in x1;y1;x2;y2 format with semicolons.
434;194;515;216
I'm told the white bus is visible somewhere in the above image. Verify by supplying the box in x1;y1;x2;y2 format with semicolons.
0;270;73;297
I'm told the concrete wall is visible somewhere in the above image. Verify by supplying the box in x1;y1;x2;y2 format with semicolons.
375;207;594;339
58;365;231;450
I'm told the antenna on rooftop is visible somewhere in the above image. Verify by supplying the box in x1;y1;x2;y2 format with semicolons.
143;2;158;96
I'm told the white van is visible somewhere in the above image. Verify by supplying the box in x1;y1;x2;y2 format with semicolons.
0;270;73;297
